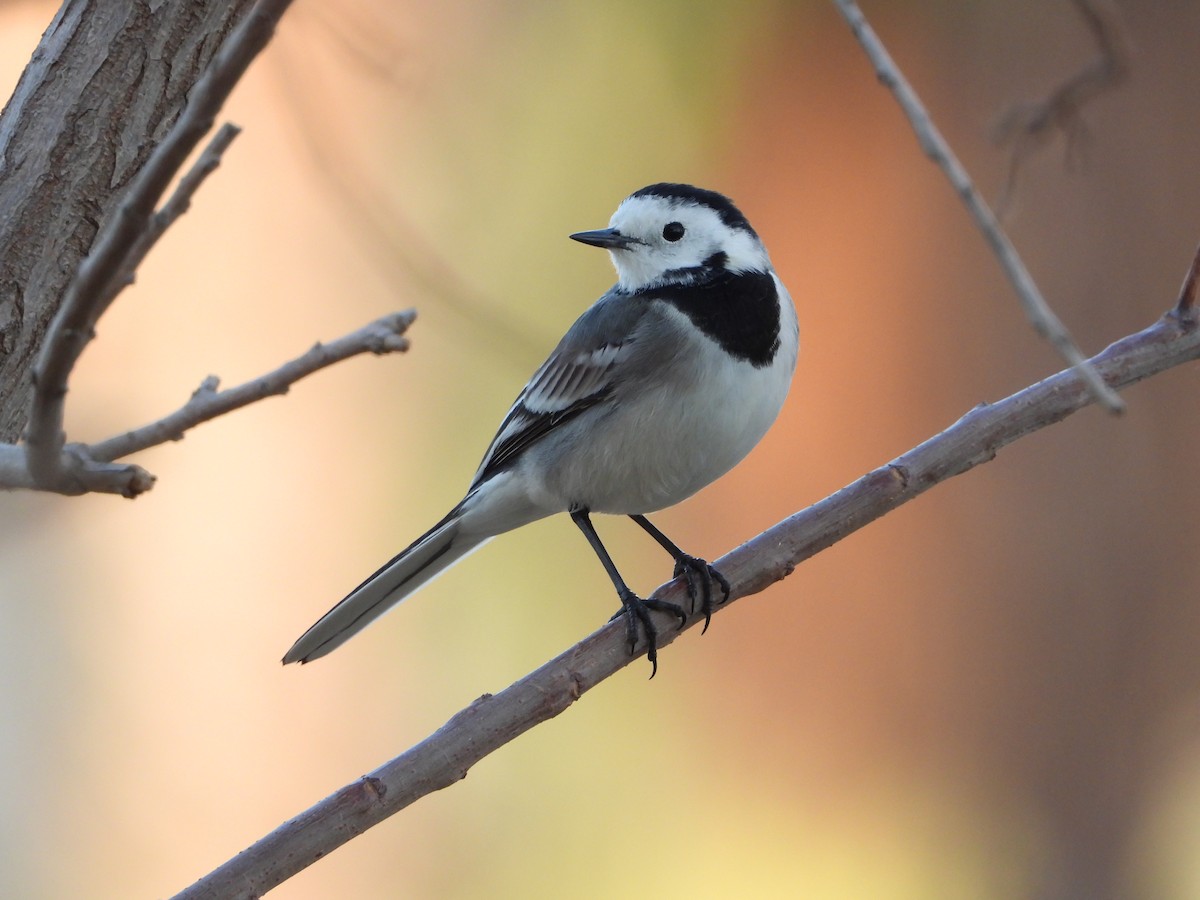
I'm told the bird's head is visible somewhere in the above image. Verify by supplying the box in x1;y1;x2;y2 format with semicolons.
570;183;770;292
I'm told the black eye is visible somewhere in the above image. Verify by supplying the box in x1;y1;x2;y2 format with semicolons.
662;222;685;242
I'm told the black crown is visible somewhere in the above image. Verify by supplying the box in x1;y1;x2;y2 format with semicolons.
630;183;757;238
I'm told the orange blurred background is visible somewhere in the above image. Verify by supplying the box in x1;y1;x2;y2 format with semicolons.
2;1;1200;897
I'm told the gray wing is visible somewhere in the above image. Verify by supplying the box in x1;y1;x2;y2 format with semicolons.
469;288;648;490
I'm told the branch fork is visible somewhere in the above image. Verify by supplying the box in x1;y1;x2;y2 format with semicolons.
4;0;408;499
0;310;416;497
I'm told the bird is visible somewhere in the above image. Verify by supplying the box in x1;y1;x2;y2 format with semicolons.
283;183;798;675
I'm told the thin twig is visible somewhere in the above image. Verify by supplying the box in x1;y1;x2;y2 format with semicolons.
137;123;244;269
173;276;1200;898
993;0;1130;214
24;0;296;491
89;310;415;462
0;444;154;497
831;0;1124;414
1174;242;1200;318
0;311;414;496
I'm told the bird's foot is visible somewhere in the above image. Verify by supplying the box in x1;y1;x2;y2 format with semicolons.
673;554;731;634
610;589;687;678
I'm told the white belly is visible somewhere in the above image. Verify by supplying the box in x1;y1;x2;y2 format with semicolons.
524;302;797;515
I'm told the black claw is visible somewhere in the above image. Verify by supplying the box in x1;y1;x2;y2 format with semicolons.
613;590;686;678
673;555;731;634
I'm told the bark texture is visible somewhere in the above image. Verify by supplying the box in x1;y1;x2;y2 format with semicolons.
0;0;256;441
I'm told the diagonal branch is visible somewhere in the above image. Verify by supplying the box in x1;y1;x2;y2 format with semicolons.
1176;241;1200;316
24;0;297;492
135;123;244;274
0;311;415;497
831;0;1125;414
171;249;1200;899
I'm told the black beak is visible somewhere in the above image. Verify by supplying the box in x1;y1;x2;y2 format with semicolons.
569;228;642;250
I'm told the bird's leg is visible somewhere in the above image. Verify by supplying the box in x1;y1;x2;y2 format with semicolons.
629;514;731;634
570;507;686;677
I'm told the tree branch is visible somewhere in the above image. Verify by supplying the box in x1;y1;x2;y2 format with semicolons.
1176;241;1200;316
24;0;296;492
89;310;415;464
171;250;1200;898
0;311;415;497
831;0;1125;414
135;123;244;277
0;443;154;498
0;1;262;440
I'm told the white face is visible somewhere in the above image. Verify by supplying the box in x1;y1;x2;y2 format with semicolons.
604;194;769;291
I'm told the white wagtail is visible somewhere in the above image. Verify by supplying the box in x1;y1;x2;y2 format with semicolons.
283;183;798;674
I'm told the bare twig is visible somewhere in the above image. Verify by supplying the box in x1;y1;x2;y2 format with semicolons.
0;311;415;496
0;444;154;497
173;274;1200;898
89;310;415;463
136;123;244;269
993;0;1130;213
831;0;1125;414
24;0;297;492
1174;242;1200;318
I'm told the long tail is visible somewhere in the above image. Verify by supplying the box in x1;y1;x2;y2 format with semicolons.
283;508;486;664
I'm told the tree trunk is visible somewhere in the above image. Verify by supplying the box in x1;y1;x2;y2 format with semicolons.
0;0;257;442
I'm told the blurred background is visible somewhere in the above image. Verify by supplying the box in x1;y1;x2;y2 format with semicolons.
2;0;1200;897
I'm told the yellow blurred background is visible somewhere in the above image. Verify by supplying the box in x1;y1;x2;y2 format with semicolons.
3;1;1200;897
